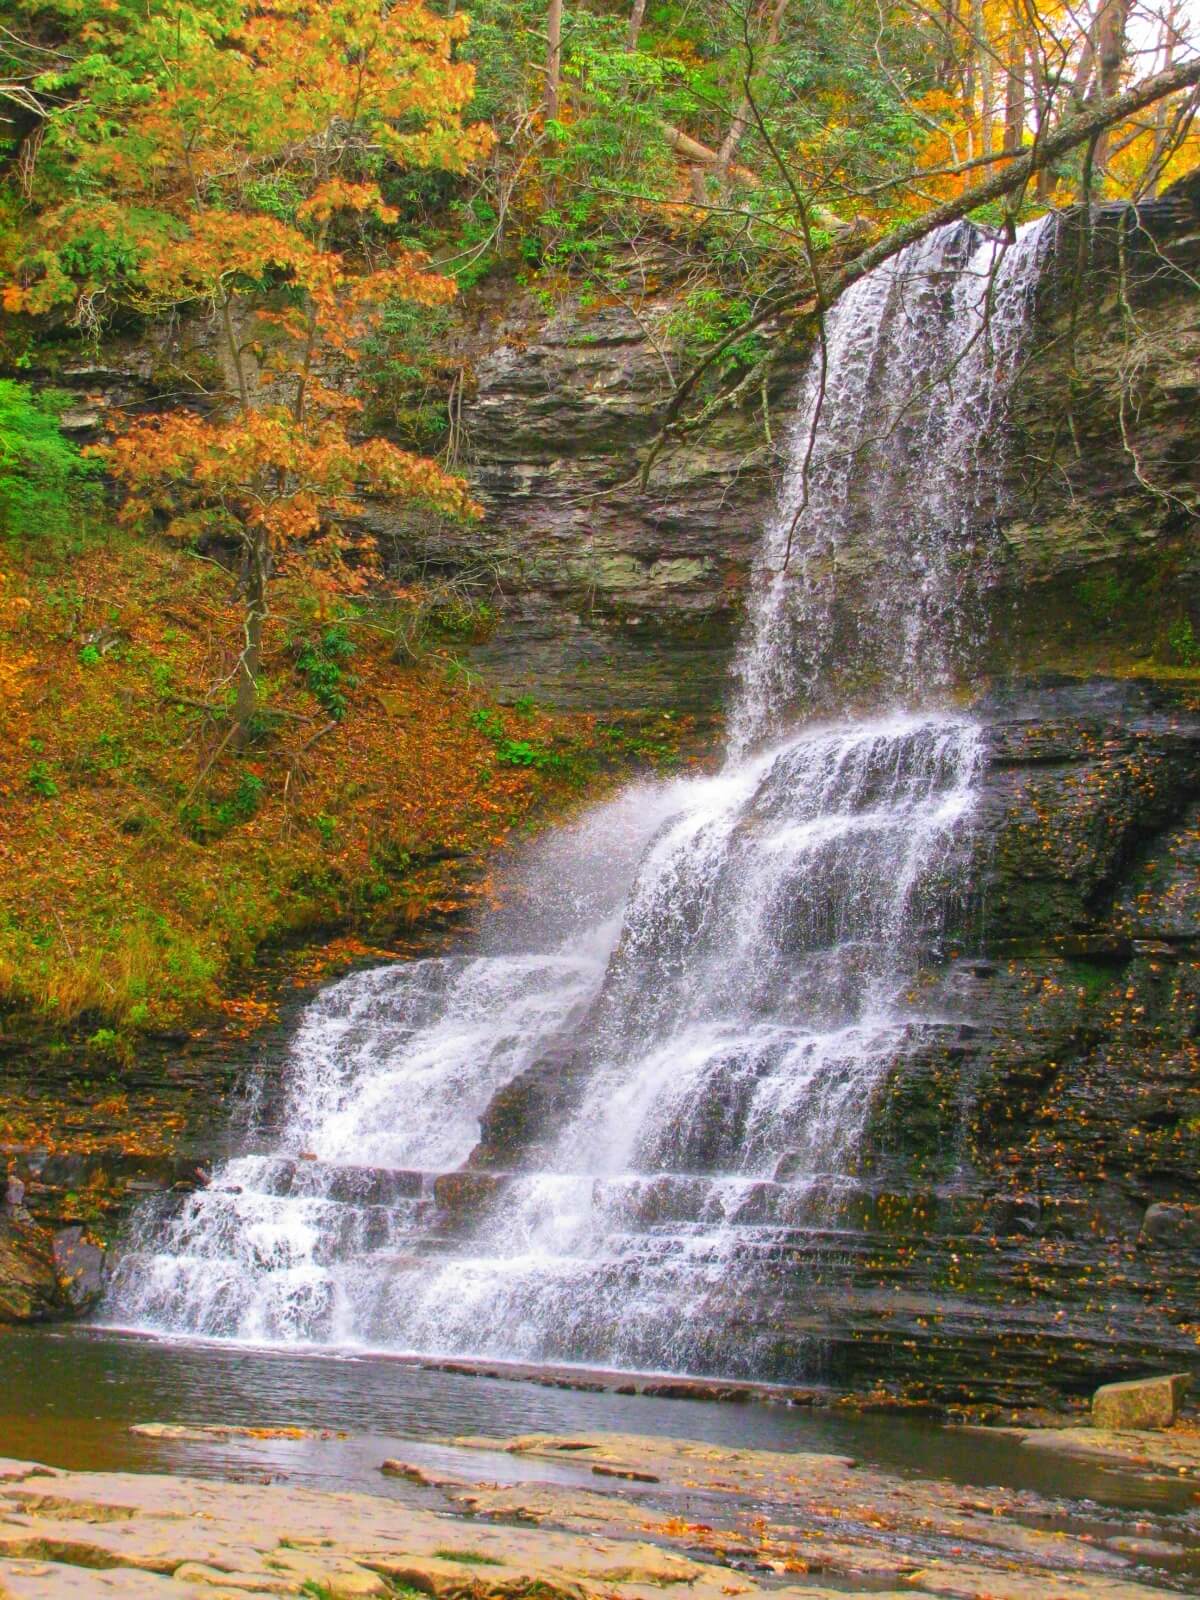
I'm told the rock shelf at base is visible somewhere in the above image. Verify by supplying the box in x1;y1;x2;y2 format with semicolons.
2;1425;1200;1598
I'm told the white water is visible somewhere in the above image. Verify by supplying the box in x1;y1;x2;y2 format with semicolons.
107;216;1054;1375
734;217;1056;750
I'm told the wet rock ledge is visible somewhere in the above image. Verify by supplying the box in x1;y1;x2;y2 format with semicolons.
458;676;1200;1410
2;1423;1199;1597
793;676;1200;1405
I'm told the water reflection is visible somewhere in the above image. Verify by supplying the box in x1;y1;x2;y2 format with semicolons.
3;1326;1197;1523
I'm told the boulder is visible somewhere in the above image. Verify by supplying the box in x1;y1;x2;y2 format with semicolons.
1141;1203;1200;1248
0;1216;60;1322
1091;1373;1191;1431
51;1225;107;1313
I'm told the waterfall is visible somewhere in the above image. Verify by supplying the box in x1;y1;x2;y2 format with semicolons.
105;216;1053;1374
733;217;1055;750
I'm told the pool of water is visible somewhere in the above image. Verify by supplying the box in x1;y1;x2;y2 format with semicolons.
2;1324;1197;1526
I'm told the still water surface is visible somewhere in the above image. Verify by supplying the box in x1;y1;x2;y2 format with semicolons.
3;1325;1197;1526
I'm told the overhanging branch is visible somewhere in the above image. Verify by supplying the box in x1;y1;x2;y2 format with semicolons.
638;53;1200;489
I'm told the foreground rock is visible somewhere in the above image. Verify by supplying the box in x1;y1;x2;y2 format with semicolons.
3;1427;1197;1599
1093;1375;1191;1431
0;1216;104;1324
982;1421;1200;1482
0;1219;59;1324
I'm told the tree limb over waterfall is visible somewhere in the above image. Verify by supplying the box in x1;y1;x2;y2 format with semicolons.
637;53;1200;491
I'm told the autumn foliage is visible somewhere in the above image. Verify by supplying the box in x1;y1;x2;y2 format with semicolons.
6;0;493;739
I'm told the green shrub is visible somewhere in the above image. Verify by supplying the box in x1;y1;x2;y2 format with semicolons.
495;737;558;771
214;772;264;827
0;380;100;539
27;760;58;797
469;706;505;741
294;622;359;718
182;771;264;841
1167;617;1200;667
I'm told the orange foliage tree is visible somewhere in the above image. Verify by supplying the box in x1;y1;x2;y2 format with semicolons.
6;0;493;743
900;0;1200;207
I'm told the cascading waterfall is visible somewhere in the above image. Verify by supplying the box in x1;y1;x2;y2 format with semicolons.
733;217;1056;750
106;215;1054;1375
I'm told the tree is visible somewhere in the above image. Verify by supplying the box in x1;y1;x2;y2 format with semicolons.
546;0;563;123
4;0;493;745
627;0;648;52
641;47;1200;484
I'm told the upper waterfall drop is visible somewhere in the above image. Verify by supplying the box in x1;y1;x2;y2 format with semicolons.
732;215;1056;753
104;215;1054;1373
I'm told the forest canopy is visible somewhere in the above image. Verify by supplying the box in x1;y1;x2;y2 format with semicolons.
0;0;1196;1037
0;0;1196;725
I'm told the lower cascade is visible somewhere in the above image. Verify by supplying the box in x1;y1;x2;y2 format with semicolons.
106;216;1052;1376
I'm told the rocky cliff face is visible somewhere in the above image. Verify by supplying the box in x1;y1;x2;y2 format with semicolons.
801;678;1200;1405
359;291;806;711
995;178;1200;676
407;182;1200;1408
429;174;1198;711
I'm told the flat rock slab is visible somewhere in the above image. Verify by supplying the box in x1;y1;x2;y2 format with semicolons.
0;1427;1195;1600
129;1424;340;1443
980;1423;1200;1479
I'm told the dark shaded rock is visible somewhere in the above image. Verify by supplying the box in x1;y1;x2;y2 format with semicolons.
471;1045;591;1169
434;1171;511;1229
0;1216;64;1323
51;1225;107;1313
1141;1203;1200;1248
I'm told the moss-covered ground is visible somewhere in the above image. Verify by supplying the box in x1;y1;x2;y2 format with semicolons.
0;522;700;1055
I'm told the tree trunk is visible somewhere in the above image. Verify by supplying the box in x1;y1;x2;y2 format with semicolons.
545;0;563;123
1026;37;1058;198
1003;29;1026;153
627;0;646;51
937;0;959;93
717;0;788;180
963;16;977;161
973;0;994;155
1093;0;1131;169
234;530;269;749
1145;2;1182;197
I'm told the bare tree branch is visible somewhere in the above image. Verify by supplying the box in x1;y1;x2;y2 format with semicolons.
638;52;1200;489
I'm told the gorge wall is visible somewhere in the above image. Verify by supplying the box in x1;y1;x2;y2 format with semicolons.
776;678;1200;1405
6;177;1199;1414
401;179;1200;1404
422;173;1199;711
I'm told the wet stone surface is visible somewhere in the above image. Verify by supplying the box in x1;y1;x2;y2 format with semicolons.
1;1424;1199;1598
